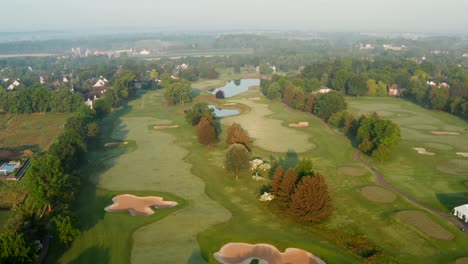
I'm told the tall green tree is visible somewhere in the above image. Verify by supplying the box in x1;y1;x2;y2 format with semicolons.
224;143;251;180
312;92;347;121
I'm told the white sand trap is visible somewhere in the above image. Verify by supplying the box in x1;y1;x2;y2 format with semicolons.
456;152;468;157
431;131;460;135
214;243;325;264
413;147;435;155
224;103;237;106
154;125;179;129
105;194;177;216
247;97;261;101
288;121;309;128
104;142;128;147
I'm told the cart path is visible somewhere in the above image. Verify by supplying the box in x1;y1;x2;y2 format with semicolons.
353;149;468;235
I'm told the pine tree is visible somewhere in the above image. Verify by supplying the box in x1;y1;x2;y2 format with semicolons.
270;166;285;195
225;123;252;151
196;117;217;146
275;169;298;207
288;173;333;222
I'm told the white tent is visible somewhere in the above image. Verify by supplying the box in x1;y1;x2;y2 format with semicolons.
453;204;468;223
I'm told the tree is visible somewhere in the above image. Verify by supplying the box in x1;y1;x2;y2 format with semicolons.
282;85;295;106
304;93;316;113
163;79;193;105
331;69;353;91
288;174;333;222
93;97;112;119
150;69;159;79
111;70;136;104
0;231;37;264
185;102;215;126
53;215;80;246
295;158;314;178
215;90;225;99
346;75;368;96
224;143;251;180
25;154;75;211
313;92;347;121
293;90;305;110
372;144;392;163
367;79;378;96
275;169;298;207
428;87;449;110
196;117;217;146
226;123;252;151
266;82;281;100
270;166;285;194
87;122;100;138
48;129;87;173
375;81;388;97
259;64;273;74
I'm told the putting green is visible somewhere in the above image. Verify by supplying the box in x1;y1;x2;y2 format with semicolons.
98;114;231;262
337;166;366;177
436;159;468;175
397;211;454;240
361;186;396;203
221;100;315;153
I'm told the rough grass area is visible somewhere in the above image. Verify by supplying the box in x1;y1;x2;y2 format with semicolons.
0;210;13;230
0;113;70;150
397;211;454;240
50;189;185;264
347;97;468;212
361;186;396;203
0;181;27;208
337;166;366;177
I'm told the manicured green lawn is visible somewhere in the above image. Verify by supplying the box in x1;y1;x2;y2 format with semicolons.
58;87;468;264
347;97;468;213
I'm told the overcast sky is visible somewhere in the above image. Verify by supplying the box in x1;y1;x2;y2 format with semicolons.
2;0;467;33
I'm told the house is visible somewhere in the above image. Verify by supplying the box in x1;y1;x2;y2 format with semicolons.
383;44;406;51
93;76;109;88
40;76;46;84
360;43;374;50
453;204;468;223
7;79;21;90
318;86;333;94
388;84;400;96
63;77;69;83
463;54;468;58
139;49;150;55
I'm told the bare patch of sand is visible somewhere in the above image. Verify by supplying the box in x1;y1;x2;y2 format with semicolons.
413;147;435;155
456;152;468;158
288;121;309;128
223;103;237;106
104;142;128;147
361;186;396;203
154;125;179;129
337;166;366;177
214;243;325;264
456;257;468;264
246;97;261;101
104;194;177;216
431;131;460;135
397;210;454;240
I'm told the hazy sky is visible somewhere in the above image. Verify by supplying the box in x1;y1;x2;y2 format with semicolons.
2;0;468;33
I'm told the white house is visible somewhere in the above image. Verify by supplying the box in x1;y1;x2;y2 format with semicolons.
93;76;109;88
40;76;46;84
139;49;150;55
453;204;468;223
7;79;21;90
318;86;333;94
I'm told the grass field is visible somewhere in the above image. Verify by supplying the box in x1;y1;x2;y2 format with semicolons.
347;97;468;213
0;113;70;150
0;210;12;230
57;82;468;263
0;181;27;208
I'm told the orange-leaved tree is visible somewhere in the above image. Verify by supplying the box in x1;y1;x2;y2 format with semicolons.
196;116;217;146
226;123;252;151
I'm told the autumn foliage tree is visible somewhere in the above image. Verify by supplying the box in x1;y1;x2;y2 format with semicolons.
196;117;217;146
288;174;333;222
226;123;252;151
274;169;298;207
270;166;285;194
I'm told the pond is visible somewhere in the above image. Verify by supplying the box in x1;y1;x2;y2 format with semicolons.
209;78;261;98
208;105;240;117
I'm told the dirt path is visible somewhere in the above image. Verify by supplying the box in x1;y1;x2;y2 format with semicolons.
353;149;468;235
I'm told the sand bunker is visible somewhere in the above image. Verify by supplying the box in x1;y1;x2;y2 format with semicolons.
413;147;435;155
104;142;128;147
223;103;237;106
214;243;325;264
397;210;454;240
456;257;468;264
431;131;460;135
104;194;177;216
456;152;468;158
288;122;310;128
361;186;396;203
247;97;261;101
337;166;366;177
154;125;179;129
